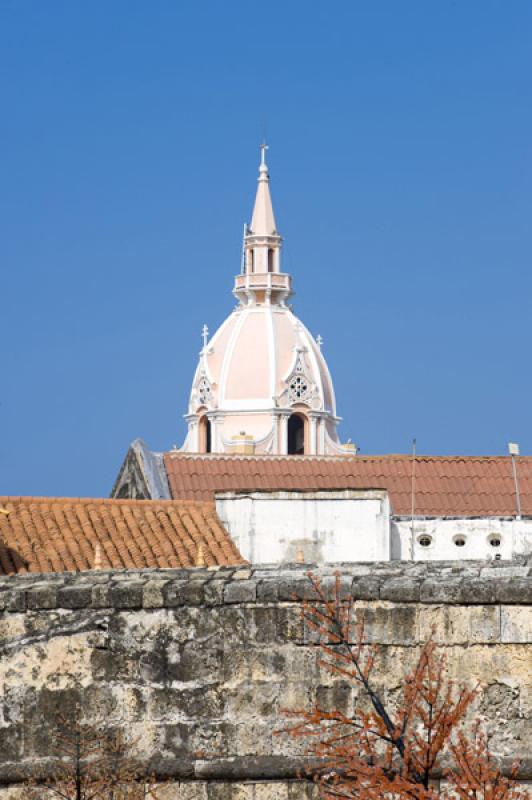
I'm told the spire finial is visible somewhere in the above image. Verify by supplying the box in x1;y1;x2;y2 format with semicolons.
259;141;269;173
202;324;209;348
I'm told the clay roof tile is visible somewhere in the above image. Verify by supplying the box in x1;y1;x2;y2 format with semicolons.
163;453;532;518
0;497;245;576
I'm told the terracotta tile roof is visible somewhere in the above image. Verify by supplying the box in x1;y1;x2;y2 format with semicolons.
164;453;532;517
0;497;245;576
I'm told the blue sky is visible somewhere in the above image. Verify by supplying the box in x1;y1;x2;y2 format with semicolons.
1;1;531;497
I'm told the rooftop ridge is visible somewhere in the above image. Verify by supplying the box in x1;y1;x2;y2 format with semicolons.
0;496;215;506
165;452;532;462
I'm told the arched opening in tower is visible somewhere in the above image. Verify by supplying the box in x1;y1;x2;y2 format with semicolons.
267;249;274;273
199;416;212;454
287;414;306;455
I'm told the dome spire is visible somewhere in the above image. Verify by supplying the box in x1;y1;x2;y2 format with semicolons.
250;142;277;236
233;145;291;307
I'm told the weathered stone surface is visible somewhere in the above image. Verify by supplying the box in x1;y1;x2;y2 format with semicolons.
497;578;532;604
26;584;58;610
57;583;93;609
142;580;168;608
501;605;532;643
0;561;529;789
379;577;421;602
111;581;145;609
420;578;463;603
224;580;257;604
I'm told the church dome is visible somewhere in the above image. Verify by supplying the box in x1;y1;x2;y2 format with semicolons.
182;146;351;456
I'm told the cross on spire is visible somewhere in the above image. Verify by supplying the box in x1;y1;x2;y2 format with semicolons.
202;324;209;348
260;141;269;169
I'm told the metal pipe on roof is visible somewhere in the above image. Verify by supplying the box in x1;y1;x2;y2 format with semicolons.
508;442;522;519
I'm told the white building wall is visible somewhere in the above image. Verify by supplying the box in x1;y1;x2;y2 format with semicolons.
216;490;532;565
392;517;532;561
215;490;391;564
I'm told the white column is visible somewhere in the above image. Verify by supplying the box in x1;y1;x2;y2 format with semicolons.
190;420;199;452
210;417;218;452
272;414;280;454
309;416;318;455
317;418;325;455
280;415;288;455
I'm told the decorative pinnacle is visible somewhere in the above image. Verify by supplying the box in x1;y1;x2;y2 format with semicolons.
316;334;323;350
202;324;209;348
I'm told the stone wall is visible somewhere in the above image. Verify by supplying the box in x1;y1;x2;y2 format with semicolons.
0;560;531;795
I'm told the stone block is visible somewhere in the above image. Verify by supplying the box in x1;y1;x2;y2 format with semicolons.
417;606;469;644
224;683;280;719
163;580;187;606
171;687;224;719
288;782;320;800
255;784;289;800
111;581;145;609
459;578;498;605
380;577;421;603
6;589;27;612
316;681;353;715
222;647;251;687
227;721;274;756
257;578;280;602
351;576;381;600
224;580;257;604
91;582;111;608
0;726;22;763
496;579;532;605
26;584;58;610
501;606;532;643
277;606;305;644
157;779;208;800
170;641;223;684
420;578;463;603
142;580;168;608
252;606;280;643
318;575;354;601
206;785;234;800
232;569;253;580
248;647;288;683
220;606;248;643
357;604;418;645
468;606;501;643
164;580;205;606
204;579;225;606
277;578;319;602
182;580;208;605
0;591;11;612
57;583;93;608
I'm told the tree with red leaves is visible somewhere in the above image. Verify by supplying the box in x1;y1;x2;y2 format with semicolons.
283;573;526;800
22;712;159;800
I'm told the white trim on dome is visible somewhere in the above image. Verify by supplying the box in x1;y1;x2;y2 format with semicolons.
266;306;276;402
204;313;234;386
301;318;337;416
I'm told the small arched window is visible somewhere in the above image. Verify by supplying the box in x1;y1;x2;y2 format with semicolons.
287;414;306;455
267;249;274;273
249;249;255;273
199;416;212;454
